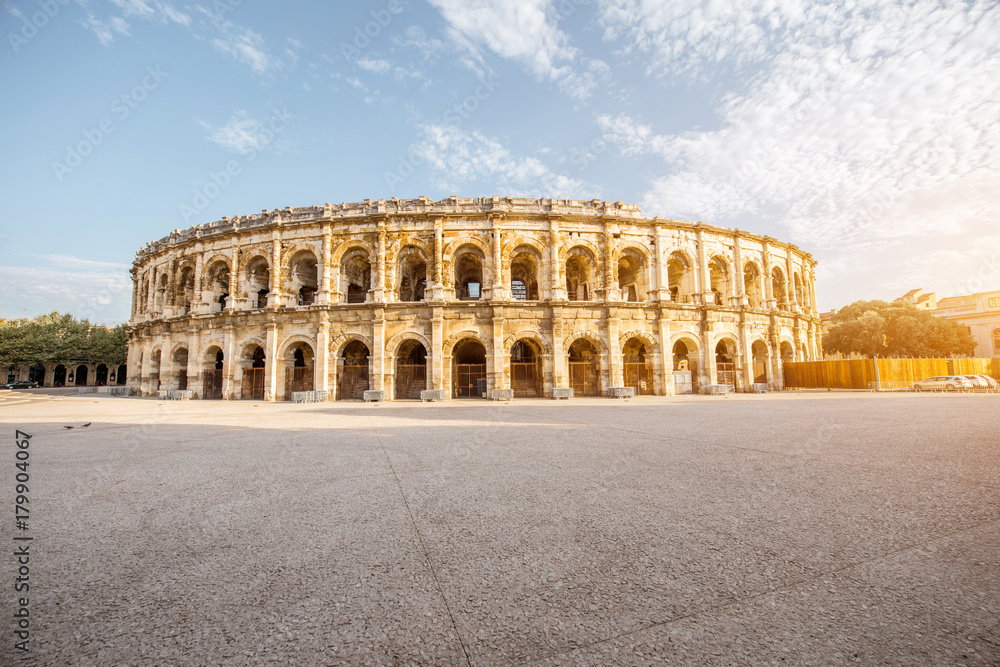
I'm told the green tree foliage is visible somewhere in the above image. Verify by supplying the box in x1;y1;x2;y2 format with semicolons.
823;300;977;358
0;312;128;367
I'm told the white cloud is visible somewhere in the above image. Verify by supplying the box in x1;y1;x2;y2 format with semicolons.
204;111;278;154
428;0;605;99
212;26;281;76
413;123;594;198
598;1;1000;253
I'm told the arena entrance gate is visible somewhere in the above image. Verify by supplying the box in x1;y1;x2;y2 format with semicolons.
203;348;224;399
241;346;266;400
622;337;653;395
339;340;370;400
568;338;600;396
395;340;427;399
510;340;543;397
453;339;487;398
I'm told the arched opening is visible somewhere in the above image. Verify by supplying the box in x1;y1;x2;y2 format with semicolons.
618;251;647;302
288;250;318;306
339;341;370;400
203;347;224;399
398;248;427;302
510;248;540;301
623;337;652;395
172;348;188;391
396;340;427;399
284;342;314;399
116;364;127;385
566;247;595;301
793;272;803;308
744;262;762;309
510;339;543;397
28;363;45;387
709;257;730;306
772;267;788;310
95;363;108;386
752;340;769;384
454;246;485;301
341;249;371;304
715;339;738;388
75;364;89;387
780;341;795;364
206;260;230;311
53;364;66;387
667;252;692;303
240;345;266;400
246;256;270;309
177;265;195;314
452;339;487;398
672;339;698;394
568;338;600;396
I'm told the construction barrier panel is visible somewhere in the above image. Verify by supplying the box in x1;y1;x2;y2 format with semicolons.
783;358;1000;390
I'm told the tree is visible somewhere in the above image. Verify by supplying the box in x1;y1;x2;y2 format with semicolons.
0;312;127;367
823;300;977;358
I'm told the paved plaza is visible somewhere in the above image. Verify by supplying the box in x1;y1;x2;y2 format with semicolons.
2;391;999;665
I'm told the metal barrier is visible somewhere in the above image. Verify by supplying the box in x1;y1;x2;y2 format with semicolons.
706;384;734;395
750;383;769;393
106;387;132;397
77;387;98;394
420;389;445;402
552;387;574;400
291;390;328;403
363;390;385;402
607;386;636;399
491;388;514;401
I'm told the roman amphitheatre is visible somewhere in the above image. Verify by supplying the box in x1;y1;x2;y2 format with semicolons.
128;196;820;400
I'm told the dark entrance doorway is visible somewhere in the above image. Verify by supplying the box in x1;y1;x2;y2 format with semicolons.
395;339;427;399
53;365;66;386
568;339;600;396
339;340;370;400
116;364;127;386
241;347;266;400
95;364;108;386
203;349;224;399
453;339;486;398
29;364;45;386
74;364;88;386
284;345;314;398
510;340;542;397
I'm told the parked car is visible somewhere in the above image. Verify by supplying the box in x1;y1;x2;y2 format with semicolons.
911;376;974;392
959;375;999;392
2;380;39;390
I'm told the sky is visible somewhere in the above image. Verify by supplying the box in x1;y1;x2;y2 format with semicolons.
2;0;998;326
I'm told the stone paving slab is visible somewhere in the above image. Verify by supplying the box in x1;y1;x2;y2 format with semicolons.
1;392;997;665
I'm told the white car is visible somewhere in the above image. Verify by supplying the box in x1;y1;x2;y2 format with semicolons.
959;375;999;392
911;376;973;392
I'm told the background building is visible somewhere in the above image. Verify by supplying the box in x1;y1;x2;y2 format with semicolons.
898;288;1000;357
128;197;821;400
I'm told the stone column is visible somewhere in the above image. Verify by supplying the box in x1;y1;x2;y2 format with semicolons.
697;227;712;305
317;321;330;393
193;246;204;311
762;239;775;309
270;231;283;307
318;224;332;304
372;307;385;390
222;324;235;399
786;249;798;313
658;313;673;395
431;306;444;391
604;225;619;302
606;306;622;386
491;218;505;301
428;218;444;301
492;306;505;392
740;326;754;391
654;226;670;302
229;246;239;311
551;305;567;388
732;232;745;306
186;331;200;398
265;321;278;401
550;220;566;300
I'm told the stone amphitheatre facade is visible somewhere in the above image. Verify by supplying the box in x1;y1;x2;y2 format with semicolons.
128;196;820;401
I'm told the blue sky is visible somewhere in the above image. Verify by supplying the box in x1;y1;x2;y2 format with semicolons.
2;0;998;325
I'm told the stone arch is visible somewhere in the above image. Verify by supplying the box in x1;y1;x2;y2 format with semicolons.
278;242;320;271
386;331;432;359
562;329;607;356
278;334;317;360
444;330;492;357
665;249;696;303
557;237;602;262
169;340;191;360
708;254;733;305
618;330;659;355
442;234;491;262
332;332;375;358
385;237;432;265
395;244;428;302
743;259;763;308
330;239;377;266
199;339;225;361
238;337;267;360
613;241;651;266
503;330;551;356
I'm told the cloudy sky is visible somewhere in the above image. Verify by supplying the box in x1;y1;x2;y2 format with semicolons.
2;0;998;324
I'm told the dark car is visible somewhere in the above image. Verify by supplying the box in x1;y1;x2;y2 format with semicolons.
2;380;38;390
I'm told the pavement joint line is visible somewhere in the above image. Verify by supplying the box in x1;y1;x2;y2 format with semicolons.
366;411;474;667
544;514;1000;661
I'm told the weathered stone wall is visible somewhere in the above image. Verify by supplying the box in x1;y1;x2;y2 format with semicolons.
128;196;821;399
